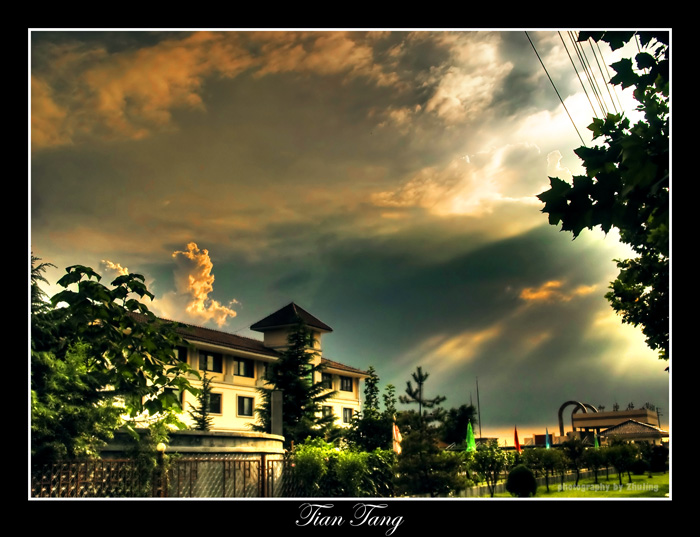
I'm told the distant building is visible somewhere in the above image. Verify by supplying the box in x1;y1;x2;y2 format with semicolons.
572;408;661;433
599;419;668;445
523;404;668;448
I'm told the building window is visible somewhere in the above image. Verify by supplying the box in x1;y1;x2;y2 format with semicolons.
209;393;223;414
174;346;188;363
340;376;353;392
234;357;255;378
199;351;223;373
343;408;354;423
238;396;254;417
322;405;333;418
322;373;333;390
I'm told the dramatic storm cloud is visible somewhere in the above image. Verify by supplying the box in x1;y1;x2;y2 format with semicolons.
30;29;669;443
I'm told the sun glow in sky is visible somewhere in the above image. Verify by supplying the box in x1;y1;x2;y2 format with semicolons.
29;29;669;441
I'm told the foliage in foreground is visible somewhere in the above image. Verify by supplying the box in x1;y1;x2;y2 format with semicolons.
538;31;669;362
31;261;199;464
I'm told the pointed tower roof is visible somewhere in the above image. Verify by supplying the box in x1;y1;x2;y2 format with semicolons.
250;302;333;333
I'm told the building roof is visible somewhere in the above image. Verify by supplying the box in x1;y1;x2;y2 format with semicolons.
175;321;280;358
131;310;366;376
250;302;333;333
320;357;368;377
129;311;280;358
600;419;669;439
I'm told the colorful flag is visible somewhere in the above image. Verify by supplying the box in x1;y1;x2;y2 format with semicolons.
392;421;402;455
514;426;521;453
545;428;551;449
466;420;477;452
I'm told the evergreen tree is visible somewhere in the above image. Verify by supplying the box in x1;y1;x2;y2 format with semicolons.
382;384;397;418
188;372;214;431
394;367;466;497
398;366;446;417
346;366;395;451
252;321;336;448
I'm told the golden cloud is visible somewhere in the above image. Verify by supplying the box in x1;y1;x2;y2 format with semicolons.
30;31;400;150
519;280;596;303
101;259;130;276
31;75;71;150
171;242;238;326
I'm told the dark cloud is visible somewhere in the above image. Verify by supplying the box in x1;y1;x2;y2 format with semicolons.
30;30;669;439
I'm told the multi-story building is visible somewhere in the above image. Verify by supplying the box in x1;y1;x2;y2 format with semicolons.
170;302;368;432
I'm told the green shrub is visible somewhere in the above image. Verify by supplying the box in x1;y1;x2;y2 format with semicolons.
506;464;537;498
289;438;396;497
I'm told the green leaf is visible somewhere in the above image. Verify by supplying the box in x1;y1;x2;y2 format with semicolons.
610;58;639;89
635;51;656;71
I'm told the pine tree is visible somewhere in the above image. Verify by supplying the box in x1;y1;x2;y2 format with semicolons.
188;372;214;431
252;321;336;448
394;367;467;496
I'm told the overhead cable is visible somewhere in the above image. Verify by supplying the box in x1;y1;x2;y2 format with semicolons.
525;31;586;147
559;31;598;118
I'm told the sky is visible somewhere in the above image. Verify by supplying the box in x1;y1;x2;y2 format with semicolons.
29;29;670;444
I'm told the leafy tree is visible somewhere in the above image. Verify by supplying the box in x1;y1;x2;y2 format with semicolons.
521;448;544;479
31;263;199;464
252;321;336;448
605;440;640;485
188;371;214;431
540;448;565;492
438;404;479;447
561;436;586;485
583;447;606;484
346;366;395;451
639;442;668;473
537;31;669;363
470;440;508;498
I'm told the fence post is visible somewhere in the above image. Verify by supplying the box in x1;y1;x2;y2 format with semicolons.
154;442;167;498
261;454;267;497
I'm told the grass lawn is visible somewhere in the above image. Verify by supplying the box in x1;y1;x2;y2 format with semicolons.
494;471;670;498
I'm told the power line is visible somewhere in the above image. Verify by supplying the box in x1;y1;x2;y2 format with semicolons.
570;31;609;117
525;31;586;147
592;39;624;114
565;31;625;119
560;31;598;118
586;37;621;115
